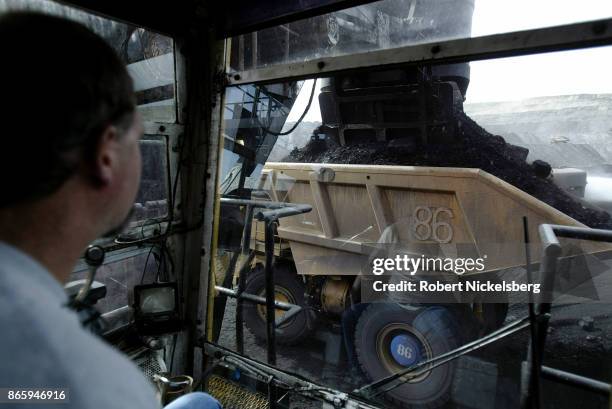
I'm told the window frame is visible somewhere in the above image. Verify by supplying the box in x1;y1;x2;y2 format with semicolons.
226;17;612;86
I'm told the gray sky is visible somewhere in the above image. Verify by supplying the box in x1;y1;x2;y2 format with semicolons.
468;0;612;103
287;0;612;122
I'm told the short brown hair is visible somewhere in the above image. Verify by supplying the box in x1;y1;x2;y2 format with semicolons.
0;12;136;206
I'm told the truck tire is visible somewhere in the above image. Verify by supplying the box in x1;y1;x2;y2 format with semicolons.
355;304;461;408
243;263;314;345
482;303;509;333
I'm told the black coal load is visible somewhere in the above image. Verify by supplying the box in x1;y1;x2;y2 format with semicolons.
285;113;612;229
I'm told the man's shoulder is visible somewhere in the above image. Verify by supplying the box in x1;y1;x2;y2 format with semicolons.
62;324;161;408
0;276;159;409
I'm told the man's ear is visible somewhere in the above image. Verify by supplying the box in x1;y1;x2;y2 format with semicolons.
92;124;119;186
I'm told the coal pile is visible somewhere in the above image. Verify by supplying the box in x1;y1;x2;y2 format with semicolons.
285;113;612;229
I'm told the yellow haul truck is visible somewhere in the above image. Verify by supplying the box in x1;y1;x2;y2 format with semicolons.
240;163;612;406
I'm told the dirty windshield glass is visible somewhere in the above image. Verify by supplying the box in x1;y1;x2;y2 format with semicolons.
213;25;612;408
0;0;176;316
228;0;612;71
0;0;176;122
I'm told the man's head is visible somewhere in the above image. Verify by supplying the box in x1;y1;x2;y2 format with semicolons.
0;12;142;238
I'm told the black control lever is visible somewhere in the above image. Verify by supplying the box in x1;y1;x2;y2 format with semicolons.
75;245;105;303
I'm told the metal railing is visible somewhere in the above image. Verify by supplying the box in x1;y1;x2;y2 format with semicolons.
520;224;612;408
217;197;311;365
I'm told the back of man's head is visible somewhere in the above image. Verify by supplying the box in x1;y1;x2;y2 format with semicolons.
0;12;136;207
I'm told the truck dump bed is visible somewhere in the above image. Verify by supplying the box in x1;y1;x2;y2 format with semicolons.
256;162;612;276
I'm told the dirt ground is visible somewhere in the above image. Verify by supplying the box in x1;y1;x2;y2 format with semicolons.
216;296;612;409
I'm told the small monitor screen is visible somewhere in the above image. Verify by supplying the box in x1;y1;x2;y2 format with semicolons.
139;287;176;314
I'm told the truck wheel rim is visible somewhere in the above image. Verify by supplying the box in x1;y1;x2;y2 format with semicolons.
376;323;432;383
256;286;295;328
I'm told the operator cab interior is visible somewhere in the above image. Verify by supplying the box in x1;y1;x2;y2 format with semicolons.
4;0;612;408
